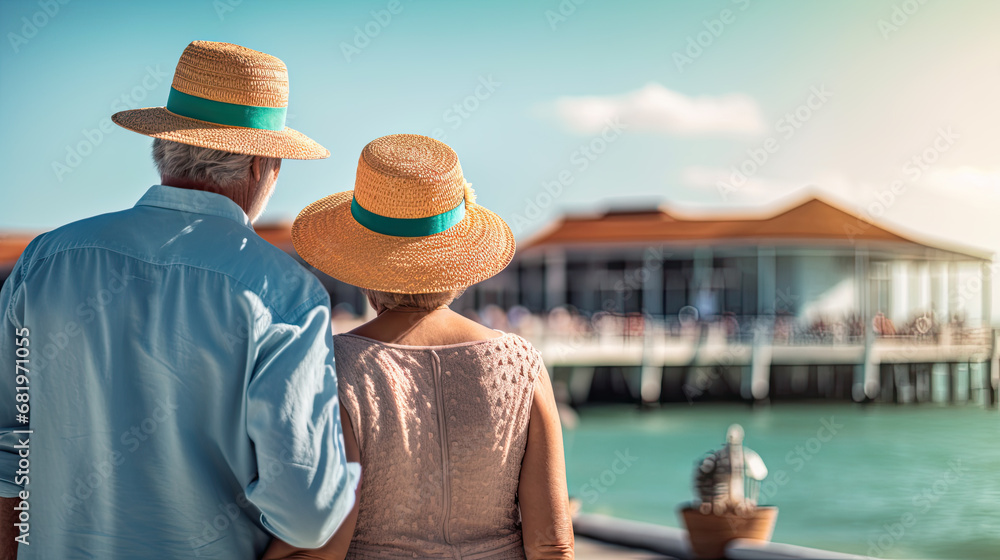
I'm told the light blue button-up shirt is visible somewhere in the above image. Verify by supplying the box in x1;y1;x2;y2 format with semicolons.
0;185;359;559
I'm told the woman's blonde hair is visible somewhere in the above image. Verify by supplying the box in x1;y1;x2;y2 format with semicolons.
363;288;465;313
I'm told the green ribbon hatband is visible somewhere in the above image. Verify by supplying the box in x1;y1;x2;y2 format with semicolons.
166;87;287;131
351;197;466;237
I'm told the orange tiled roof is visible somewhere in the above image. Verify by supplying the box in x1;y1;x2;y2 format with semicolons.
522;195;990;260
0;234;37;267
1;196;990;266
254;221;294;252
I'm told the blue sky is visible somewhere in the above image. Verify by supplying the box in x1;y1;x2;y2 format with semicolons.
2;0;998;262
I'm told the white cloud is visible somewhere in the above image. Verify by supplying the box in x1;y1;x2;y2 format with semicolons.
551;82;765;136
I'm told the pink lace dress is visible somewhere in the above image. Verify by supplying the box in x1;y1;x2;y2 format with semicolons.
334;331;543;559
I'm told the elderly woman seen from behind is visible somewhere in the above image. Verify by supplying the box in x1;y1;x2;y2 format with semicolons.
263;134;574;560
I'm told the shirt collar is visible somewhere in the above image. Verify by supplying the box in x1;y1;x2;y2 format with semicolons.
135;185;252;229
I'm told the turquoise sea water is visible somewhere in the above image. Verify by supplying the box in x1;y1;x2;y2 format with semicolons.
563;403;1000;559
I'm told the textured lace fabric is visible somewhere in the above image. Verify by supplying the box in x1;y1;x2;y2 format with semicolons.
335;331;543;560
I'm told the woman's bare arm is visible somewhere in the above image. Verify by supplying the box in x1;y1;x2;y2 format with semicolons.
519;365;574;559
261;404;361;560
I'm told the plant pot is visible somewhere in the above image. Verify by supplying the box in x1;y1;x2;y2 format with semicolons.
679;505;778;560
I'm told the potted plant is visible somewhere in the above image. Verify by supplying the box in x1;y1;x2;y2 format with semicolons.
679;424;778;559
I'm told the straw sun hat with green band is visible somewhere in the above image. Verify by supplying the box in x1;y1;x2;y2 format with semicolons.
292;134;516;294
112;40;328;160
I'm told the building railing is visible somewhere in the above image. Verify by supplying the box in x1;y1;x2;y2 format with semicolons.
331;306;993;351
451;308;989;349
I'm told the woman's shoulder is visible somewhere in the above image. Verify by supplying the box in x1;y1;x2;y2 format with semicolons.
334;328;540;360
332;312;543;369
334;329;528;351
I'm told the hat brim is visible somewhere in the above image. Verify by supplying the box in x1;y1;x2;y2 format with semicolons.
292;191;516;294
111;107;329;160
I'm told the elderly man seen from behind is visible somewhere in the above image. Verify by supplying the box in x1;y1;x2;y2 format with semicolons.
0;41;358;560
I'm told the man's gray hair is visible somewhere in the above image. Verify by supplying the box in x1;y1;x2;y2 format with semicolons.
152;138;277;189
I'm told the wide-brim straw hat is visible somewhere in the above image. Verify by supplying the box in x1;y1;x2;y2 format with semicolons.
111;41;328;160
292;134;515;294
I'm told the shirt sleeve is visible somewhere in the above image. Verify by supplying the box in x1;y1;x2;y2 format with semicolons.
244;296;361;548
0;250;30;498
